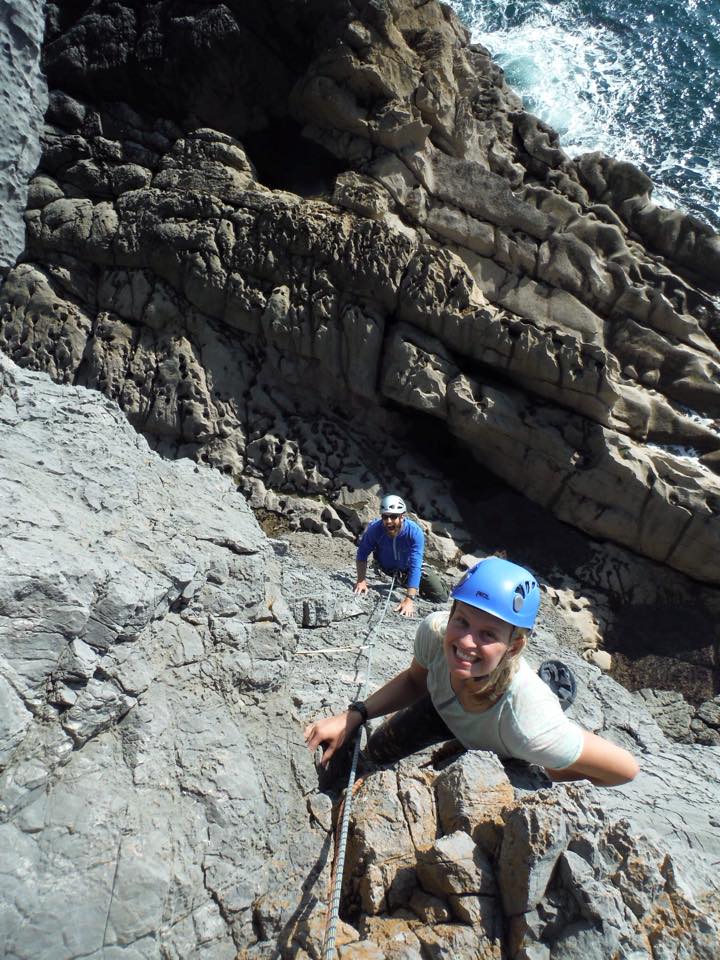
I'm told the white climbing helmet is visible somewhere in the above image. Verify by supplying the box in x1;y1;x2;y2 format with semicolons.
380;494;406;516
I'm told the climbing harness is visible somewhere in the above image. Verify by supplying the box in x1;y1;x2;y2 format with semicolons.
321;573;396;960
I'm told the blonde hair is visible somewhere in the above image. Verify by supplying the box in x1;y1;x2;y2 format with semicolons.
448;600;529;712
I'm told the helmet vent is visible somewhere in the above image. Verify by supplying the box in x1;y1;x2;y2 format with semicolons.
380;494;406;515
513;580;537;613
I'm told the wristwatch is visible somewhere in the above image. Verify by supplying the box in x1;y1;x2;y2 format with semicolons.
347;700;368;724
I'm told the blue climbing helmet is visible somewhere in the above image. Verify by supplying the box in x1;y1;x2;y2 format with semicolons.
450;557;540;629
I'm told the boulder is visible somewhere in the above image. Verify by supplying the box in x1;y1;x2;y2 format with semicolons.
434;751;514;855
415;830;497;898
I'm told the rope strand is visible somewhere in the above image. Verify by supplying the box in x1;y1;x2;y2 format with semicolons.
321;574;396;960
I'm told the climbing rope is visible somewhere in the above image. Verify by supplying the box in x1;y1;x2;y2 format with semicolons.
295;644;368;656
321;574;397;960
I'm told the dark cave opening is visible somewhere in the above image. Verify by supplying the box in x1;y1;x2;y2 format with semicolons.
242;120;348;197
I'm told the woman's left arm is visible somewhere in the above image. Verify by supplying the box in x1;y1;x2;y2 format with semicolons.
545;730;640;787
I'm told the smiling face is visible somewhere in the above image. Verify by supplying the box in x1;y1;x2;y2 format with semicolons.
443;600;521;686
381;512;404;538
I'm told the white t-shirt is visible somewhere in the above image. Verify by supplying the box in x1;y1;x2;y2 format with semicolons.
414;612;584;770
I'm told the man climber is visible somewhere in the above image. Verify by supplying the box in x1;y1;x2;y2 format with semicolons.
353;494;448;618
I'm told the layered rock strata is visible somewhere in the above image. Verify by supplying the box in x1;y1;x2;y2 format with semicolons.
2;6;720;958
1;0;720;590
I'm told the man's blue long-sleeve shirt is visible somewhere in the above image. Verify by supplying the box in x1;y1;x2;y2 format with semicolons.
356;518;425;589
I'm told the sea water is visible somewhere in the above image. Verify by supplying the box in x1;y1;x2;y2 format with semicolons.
446;0;720;230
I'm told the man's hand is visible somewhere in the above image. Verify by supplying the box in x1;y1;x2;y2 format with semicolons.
304;711;362;767
353;579;369;595
395;596;415;618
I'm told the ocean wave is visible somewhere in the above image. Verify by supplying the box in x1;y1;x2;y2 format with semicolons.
448;0;720;230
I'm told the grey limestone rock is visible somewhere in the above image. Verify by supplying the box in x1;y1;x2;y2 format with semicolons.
341;757;720;960
434;750;514;854
2;357;720;958
690;694;720;745
0;0;48;273
498;794;571;916
636;689;694;743
344;768;421;915
416;830;497;898
408;889;452;925
1;2;720;954
412;921;502;959
0;357;321;958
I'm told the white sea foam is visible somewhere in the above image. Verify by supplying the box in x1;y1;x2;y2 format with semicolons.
647;443;700;460
447;0;720;227
673;402;719;434
646;443;709;471
453;1;645;158
645;400;718;469
470;10;638;156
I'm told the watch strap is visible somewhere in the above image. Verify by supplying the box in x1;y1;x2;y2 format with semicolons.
348;700;368;724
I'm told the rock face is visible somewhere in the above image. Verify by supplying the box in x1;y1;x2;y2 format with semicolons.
2;355;720;959
2;4;720;958
308;710;720;960
1;0;719;592
0;356;322;958
0;0;48;273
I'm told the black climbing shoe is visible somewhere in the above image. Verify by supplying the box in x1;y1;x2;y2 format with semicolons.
538;660;577;711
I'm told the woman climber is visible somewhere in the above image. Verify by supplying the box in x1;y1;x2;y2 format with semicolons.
304;557;639;787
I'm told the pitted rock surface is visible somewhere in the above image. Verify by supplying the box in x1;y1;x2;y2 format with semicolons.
1;0;719;592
